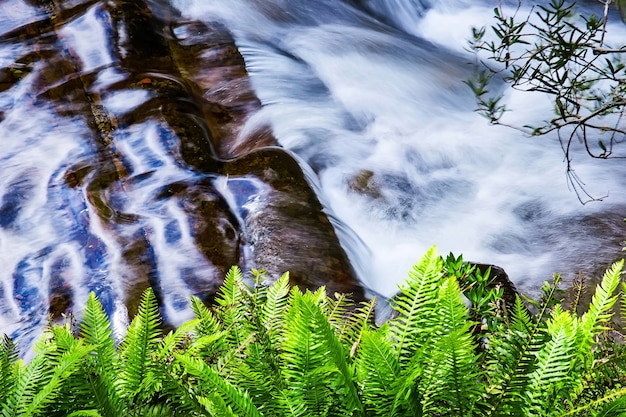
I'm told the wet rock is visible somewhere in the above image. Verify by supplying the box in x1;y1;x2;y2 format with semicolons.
224;148;365;299
347;169;383;199
0;0;367;351
166;19;277;158
177;183;241;277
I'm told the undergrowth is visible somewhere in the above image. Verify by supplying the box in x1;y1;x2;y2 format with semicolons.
1;246;625;416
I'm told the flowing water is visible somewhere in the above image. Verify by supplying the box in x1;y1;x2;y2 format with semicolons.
1;0;625;351
180;0;626;288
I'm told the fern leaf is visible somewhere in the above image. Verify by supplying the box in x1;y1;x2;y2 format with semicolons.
158;319;198;360
216;266;245;308
524;309;577;416
261;271;290;342
510;295;533;333
308;293;363;414
2;332;55;417
119;288;161;397
345;299;377;358
198;393;238;417
325;292;351;336
190;296;221;337
355;325;400;415
215;267;256;360
595;391;626;417
175;353;262;417
559;387;626;416
389;245;443;365
280;289;337;415
25;340;92;416
80;292;117;368
485;279;566;416
0;335;18;407
277;389;308;416
238;286;287;404
76;292;122;416
581;260;623;337
421;277;482;416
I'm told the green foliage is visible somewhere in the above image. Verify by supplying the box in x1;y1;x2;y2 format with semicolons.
0;249;625;416
468;0;626;202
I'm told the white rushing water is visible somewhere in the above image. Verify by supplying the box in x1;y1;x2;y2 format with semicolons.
1;0;626;352
177;0;626;296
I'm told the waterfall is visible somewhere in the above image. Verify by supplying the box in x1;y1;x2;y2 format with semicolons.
177;0;626;295
1;0;625;352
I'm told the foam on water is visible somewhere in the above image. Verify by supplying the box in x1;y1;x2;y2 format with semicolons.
177;0;626;297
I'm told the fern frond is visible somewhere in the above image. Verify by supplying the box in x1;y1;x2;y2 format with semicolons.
25;339;92;416
190;296;221;336
581;260;623;337
510;295;533;333
75;292;122;417
527;309;577;415
559;386;626;417
355;324;400;416
389;245;443;365
280;289;338;415
276;389;308;416
175;353;262;417
215;266;255;361
216;266;245;308
344;299;376;358
0;335;18;407
309;292;363;414
485;278;567;416
324;291;352;337
260;271;290;343
421;277;482;416
118;288;161;397
153;351;209;417
198;393;238;417
80;292;117;369
1;331;55;417
157;319;198;361
228;276;300;414
233;276;288;407
593;388;626;417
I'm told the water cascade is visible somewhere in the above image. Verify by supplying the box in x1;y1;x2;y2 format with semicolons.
1;0;625;351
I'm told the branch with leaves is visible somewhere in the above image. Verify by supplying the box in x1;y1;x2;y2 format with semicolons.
468;0;626;203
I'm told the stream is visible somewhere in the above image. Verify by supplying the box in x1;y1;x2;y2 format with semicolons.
1;0;625;351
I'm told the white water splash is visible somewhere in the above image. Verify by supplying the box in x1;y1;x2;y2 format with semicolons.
178;0;626;297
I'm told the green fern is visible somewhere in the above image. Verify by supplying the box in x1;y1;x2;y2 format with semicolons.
279;288;340;415
24;333;91;416
420;277;482;416
389;245;443;366
0;335;18;407
581;260;623;341
175;353;262;417
118;288;161;399
525;308;577;415
74;292;121;417
355;324;400;416
0;249;625;417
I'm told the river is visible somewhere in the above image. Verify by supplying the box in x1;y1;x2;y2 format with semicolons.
1;0;625;351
